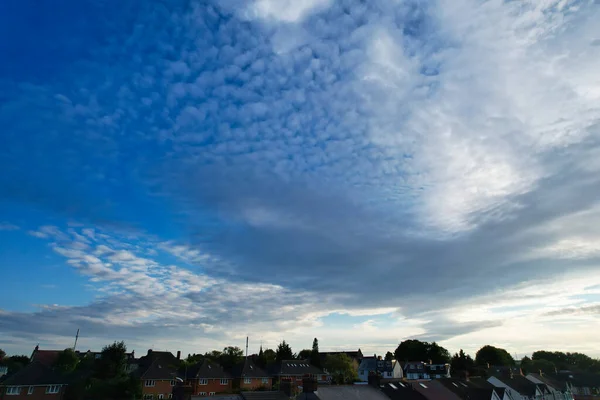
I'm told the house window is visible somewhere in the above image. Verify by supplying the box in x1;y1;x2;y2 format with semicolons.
170;380;176;386
46;385;61;394
168;395;173;399
144;395;154;400
199;379;208;385
220;379;228;385
244;378;252;384
209;392;215;396
199;393;207;396
158;395;164;399
6;387;21;395
262;378;269;384
145;380;156;387
28;386;34;395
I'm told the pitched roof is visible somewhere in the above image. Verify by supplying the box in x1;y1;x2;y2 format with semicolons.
437;379;494;400
0;362;69;386
410;380;464;400
231;358;270;378
241;392;292;400
306;385;390;400
30;350;61;366
140;357;178;380
268;360;324;376
494;375;540;397
381;382;429;400
184;359;231;379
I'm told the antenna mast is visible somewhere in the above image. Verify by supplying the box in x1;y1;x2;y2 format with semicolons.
73;329;80;351
246;337;249;359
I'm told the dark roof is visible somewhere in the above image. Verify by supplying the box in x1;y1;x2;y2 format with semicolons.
183;359;231;379
410;380;464;400
425;364;450;375
268;361;324;376
308;385;390;400
360;358;397;373
0;362;69;386
140;357;178;380
555;372;600;388
30;350;61;366
465;378;495;389
381;382;429;400
403;361;427;373
437;379;494;400
241;391;289;400
495;375;540;397
231;358;270;378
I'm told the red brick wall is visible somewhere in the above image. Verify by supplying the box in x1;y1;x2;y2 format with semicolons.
141;379;174;398
0;385;66;400
186;378;232;396
238;377;272;390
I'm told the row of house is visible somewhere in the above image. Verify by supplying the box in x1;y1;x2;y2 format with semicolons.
0;346;333;400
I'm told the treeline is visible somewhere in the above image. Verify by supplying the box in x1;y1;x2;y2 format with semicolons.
389;339;600;377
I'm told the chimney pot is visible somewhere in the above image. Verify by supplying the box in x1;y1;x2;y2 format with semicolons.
177;351;181;360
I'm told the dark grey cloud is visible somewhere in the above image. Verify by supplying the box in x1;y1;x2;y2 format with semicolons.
544;305;600;317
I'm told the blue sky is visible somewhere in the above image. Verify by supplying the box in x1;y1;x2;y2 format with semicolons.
2;0;600;358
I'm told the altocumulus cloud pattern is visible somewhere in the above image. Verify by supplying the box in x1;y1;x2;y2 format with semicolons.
1;0;600;356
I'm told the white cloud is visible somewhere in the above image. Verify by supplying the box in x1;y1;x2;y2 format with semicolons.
247;0;332;23
0;222;19;231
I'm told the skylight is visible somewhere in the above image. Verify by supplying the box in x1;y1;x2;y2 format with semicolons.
419;383;428;388
389;383;398;390
460;382;468;387
452;382;459;387
398;382;405;388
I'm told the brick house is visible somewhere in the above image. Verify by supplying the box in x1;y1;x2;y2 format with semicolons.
0;362;69;400
230;358;272;391
179;360;232;397
137;350;181;400
267;360;330;391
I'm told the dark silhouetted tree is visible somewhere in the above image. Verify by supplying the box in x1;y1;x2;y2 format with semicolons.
276;341;294;362
310;338;321;368
394;340;451;364
297;349;312;360
324;354;357;384
385;352;394;361
475;345;514;367
54;348;79;373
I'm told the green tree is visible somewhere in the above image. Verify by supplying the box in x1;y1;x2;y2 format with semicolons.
2;355;30;374
256;346;267;368
276;341;294;362
451;349;475;376
264;349;276;364
393;340;451;364
220;346;244;370
54;348;79;373
475;345;515;367
310;338;321;368
324;354;357;384
97;341;128;379
204;350;223;362
297;349;312;360
385;352;394;361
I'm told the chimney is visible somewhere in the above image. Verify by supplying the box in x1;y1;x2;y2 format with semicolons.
378;355;382;361
132;350;135;358
34;344;39;352
280;380;292;397
177;351;181;360
148;349;153;356
302;377;317;393
429;359;432;365
486;362;490;369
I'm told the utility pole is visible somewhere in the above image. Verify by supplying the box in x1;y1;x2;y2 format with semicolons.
246;337;249;359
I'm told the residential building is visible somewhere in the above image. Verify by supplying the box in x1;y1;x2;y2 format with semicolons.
404;362;428;380
230;358;272;391
0;362;69;400
526;373;574;400
267;360;329;391
139;357;178;400
425;364;451;379
488;373;552;400
358;357;403;382
180;359;232;396
0;367;8;379
410;379;465;400
437;378;503;400
380;381;429;400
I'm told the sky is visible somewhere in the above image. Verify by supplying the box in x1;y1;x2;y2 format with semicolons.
1;0;600;360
